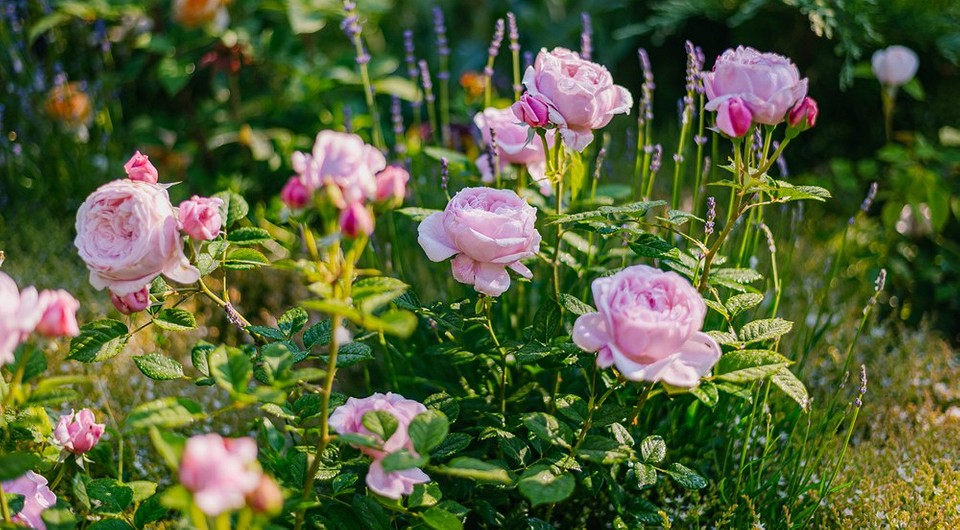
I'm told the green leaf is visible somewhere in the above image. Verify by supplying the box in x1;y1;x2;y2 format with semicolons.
662;462;707;489
0;452;39;481
149;428;186;471
739;318;793;344
361;308;418;338
715;349;790;383
353;277;410;314
420;506;463;530
711;267;763;284
362;410;399;442
379;450;429;473
223;248;270;270
247;325;286;341
87;520;134;530
434;457;513;484
287;0;329;34
325;341;374;367
423;147;471;166
134;494;169;529
522;412;573;448
409;410;449;455
659;209;703;226
213;191;249;227
531;299;562;344
41;503;78;530
395;207;441;222
725;293;764;318
771;367;809;411
407;483;442;509
640;435;666;464
190;341;214;376
303;319;332;349
278;307;309;336
629;233;678;259
68;320;129;363
634;463;658;488
157;56;192;96
227;227;272;246
689;381;719;409
125;397;202;432
126;481;157;504
549;200;667;225
578;436;631;464
704;298;729;319
133;354;185;381
430;433;473;460
152;308;197;331
554;394;588;424
86;479;134;513
558;293;595;316
568;150;587;201
518;465;575;506
12;346;46;383
210;346;252;394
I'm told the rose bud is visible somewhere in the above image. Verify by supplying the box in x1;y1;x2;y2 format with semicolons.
871;45;919;88
110;287;151;315
280;176;311;209
715;96;753;138
53;409;106;454
339;202;375;238
35;289;81;338
511;93;551;128
179;196;225;241
245;475;283;515
788;97;818;130
374;166;409;205
123;151;159;184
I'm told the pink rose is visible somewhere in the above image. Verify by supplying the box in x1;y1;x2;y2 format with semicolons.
179;434;261;516
280;176;311;209
110;287;151;315
245;475;283;515
123;150;159;184
702;46;808;125
35;289;80;338
511;93;550;128
473;107;555;195
178;195;224;241
75;179;200;295
572;265;721;387
374;165;409;205
0;272;42;365
339;202;375;238
2;471;56;530
418;187;541;297
521;47;633;151
293;130;385;208
715;96;753;138
366;460;430;500
53;408;105;454
788;97;818;130
871;45;919;87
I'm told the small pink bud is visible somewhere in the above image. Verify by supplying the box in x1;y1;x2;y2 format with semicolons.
123;151;159;184
110;287;151;315
179;195;224;241
339;202;375;238
788;97;818;130
280;176;311;209
245;475;283;515
715;97;752;138
511;93;551;128
53;408;105;454
374;166;409;205
35;289;80;338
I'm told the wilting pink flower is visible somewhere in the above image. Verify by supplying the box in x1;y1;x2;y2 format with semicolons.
366;460;430;500
292;131;385;208
280;176;311;209
702;46;808;125
520;47;633;151
871;45;919;87
339;202;375;238
53;408;105;454
0;272;42;365
178;195;224;241
572;265;721;387
473;107;554;194
75;179;200;295
179;434;261;516
715;96;753;138
123;151;159;184
110;287;150;315
35;289;80;338
511;93;550;128
2;471;56;530
788;97;818;130
418;187;541;297
374;166;409;205
245;475;283;515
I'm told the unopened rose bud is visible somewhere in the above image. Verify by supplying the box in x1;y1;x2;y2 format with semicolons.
374;166;409;205
35;289;80;338
339;202;375;238
280;176;311;209
123;151;159;184
511;93;551;128
110;287;150;315
53;408;105;454
871;45;919;88
788;97;818;130
715;96;752;138
178;196;224;241
245;475;283;515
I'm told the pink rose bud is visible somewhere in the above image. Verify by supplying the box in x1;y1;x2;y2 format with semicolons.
339;202;375;238
715;97;753;138
245;475;283;515
123;151;159;184
179;195;224;241
53;408;105;454
511;93;550;128
280;176;311;209
788;97;818;129
871;45;919;87
374;166;409;205
110;287;151;314
180;434;261;516
1;471;56;529
35;289;81;338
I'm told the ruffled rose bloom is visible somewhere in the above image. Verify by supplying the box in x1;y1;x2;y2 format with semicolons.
0;272;42;366
178;195;224;241
417;187;541;297
473;107;554;195
2;471;56;530
293;131;386;208
572;265;721;387
75;179;200;295
110;287;151;315
871;45;919;88
179;434;261;516
328;392;430;500
35;289;80;338
53;408;105;454
702;46;808;126
520;47;633;151
123;151;159;184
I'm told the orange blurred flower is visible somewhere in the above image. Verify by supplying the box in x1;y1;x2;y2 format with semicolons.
173;0;227;28
44;82;92;129
460;71;485;100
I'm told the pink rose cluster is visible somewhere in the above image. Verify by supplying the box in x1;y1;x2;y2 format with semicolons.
1;471;56;529
512;47;633;152
0;271;80;366
573;265;721;388
53;408;106;455
179;434;282;516
281;130;409;237
76;151;232;315
702;46;815;137
418;187;541;297
473;107;554;195
329;392;431;499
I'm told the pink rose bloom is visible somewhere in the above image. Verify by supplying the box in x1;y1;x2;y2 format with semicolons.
788;97;818;130
178;195;224;241
293;130;386;208
339;202;375;238
110;287;151;315
366;460;430;500
871;45;919;87
123;150;159;184
572;265;721;387
280;175;311;209
2;471;56;530
511;93;550;128
179;434;261;516
473;107;554;195
75;179;200;295
0;272;42;365
374;165;409;205
53;408;105;454
715;96;753;138
417;187;541;297
702;46;808;125
521;47;633;151
35;289;80;338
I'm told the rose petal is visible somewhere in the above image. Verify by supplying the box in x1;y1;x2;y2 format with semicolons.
572;312;610;353
473;263;511;297
417;212;458;262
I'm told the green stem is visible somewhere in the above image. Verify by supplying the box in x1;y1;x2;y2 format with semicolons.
197;278;251;328
627;383;653;425
439;56;450;147
483;298;509;420
0;482;11;523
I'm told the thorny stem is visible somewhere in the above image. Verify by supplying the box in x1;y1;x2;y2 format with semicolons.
628;383;653;425
483;297;509;420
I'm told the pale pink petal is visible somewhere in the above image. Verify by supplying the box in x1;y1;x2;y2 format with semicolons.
508;261;532;279
417;213;458;262
451;255;477;286
473;263;511;297
365;460;429;500
572;312;610;353
560;128;594;152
